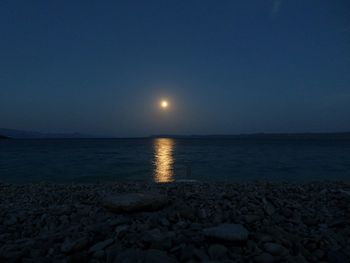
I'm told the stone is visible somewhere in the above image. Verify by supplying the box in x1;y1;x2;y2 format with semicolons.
29;248;46;258
263;242;286;256
115;224;129;237
255;234;273;243
105;245;121;263
328;250;350;263
142;228;174;250
254;252;275;263
303;217;318;226
284;255;308;263
69;251;89;262
159;217;170;226
2;181;350;262
339;189;350;199
103;193;168;212
4;215;17;226
22;257;51;263
197;208;207;219
203;224;249;242
244;214;261;224
108;217;130;226
313;249;325;259
89;238;114;253
263;198;275;216
93;250;105;259
193;247;209;261
114;248;177;263
179;245;195;261
208;244;228;260
0;244;25;259
61;237;90;254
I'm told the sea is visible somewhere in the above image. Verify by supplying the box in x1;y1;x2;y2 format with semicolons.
0;137;350;183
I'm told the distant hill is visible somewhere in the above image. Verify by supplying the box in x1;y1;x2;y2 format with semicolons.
151;132;350;140
0;128;94;139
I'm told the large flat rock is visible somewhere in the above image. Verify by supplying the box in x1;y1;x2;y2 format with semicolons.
203;224;249;242
102;193;168;213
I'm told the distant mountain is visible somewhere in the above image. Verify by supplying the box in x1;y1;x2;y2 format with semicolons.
151;132;350;140
0;128;94;139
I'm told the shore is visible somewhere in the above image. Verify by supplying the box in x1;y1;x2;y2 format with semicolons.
1;181;349;262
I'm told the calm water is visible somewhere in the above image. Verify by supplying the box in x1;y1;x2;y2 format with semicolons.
0;138;350;183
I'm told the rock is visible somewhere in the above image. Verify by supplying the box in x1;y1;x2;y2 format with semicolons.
86;222;113;236
0;244;25;259
193;247;209;261
330;219;347;228
254;252;275;263
1;181;350;262
115;224;129;237
208;244;228;260
177;204;195;219
342;246;350;259
142;228;174;250
303;217;318;226
284;255;308;263
158;217;170;226
61;237;90;254
105;244;121;263
69;251;89;262
197;208;207;219
263;242;286;256
319;189;328;195
93;250;105;259
255;233;273;243
4;215;17;226
179;244;195;261
89;238;114;253
263;198;275;216
313;249;325;259
339;189;350;199
244;214;261;224
114;248;177;263
328;250;350;263
29;248;46;258
203;224;249;242
108;217;130;226
22;257;51;263
103;193;168;212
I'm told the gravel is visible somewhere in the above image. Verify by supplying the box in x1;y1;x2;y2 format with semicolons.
0;180;349;262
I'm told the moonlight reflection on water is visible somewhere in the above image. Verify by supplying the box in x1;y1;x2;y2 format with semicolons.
153;138;174;183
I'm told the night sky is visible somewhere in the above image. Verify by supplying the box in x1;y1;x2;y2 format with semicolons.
1;0;350;137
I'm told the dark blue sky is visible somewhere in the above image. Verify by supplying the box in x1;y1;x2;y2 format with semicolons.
1;0;349;137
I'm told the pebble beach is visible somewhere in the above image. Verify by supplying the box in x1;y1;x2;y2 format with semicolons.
1;181;350;262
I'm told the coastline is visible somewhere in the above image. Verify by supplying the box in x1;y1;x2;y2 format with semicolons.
1;181;349;262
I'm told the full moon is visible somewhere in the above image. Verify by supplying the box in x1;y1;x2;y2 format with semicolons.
161;100;168;108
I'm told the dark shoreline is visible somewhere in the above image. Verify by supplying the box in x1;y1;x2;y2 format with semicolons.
1;130;350;140
1;181;350;262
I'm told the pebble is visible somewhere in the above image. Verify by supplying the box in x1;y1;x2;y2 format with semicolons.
102;193;168;212
203;224;249;242
114;248;177;263
92;250;105;259
0;181;349;262
208;244;228;260
263;242;286;256
61;237;89;254
254;252;275;263
89;238;114;253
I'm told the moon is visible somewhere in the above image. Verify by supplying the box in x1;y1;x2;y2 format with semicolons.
160;100;168;109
